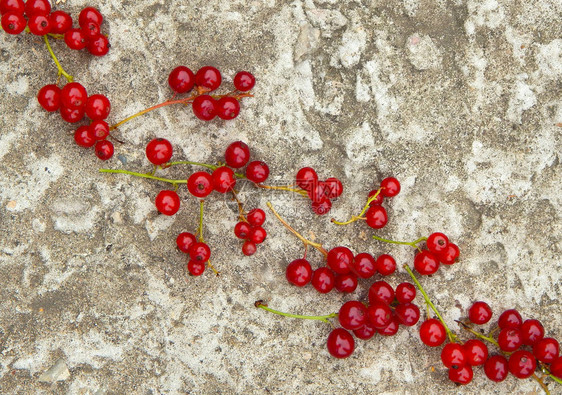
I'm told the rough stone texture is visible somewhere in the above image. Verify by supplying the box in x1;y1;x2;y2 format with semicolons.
0;0;561;393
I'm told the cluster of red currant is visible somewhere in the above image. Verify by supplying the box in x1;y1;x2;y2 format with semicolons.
295;167;343;215
234;208;267;256
363;176;400;229
413;232;460;275
175;232;212;276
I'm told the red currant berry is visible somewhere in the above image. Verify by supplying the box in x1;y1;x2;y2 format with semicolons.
248;226;267;244
48;10;72;34
145;138;173;166
176;232;196;253
245;161;269;184
376;317;400;336
79;6;103;27
241;240;257;256
438;242;460;265
194;66;222;92
365;205;388;229
216;96;240;120
338;301;367;330
498;309;523;329
187;260;205;276
520;319;545;346
508;350;537;379
376;254;396;276
0;0;24;15
326;328;354;359
64;28;88;50
497;328;523;352
326;246;354;274
168;66;195;93
367;189;384;206
419;318;446;347
533;337;559;363
87;34;110;57
246;208;265;226
187;171;214;198
468;301;493;325
484;355;509;382
224;141;250;168
85;94;110;120
89;120;109;140
1;12;26;34
368;280;395;305
426;232;449;254
27;14;50;35
189;242;211;263
95;140;114;161
308;181;328;203
24;0;50;16
550;356;562;379
61;82;88;109
353;321;377;340
37;84;61;112
394;302;420;326
60;106;85;123
448;365;473;385
395;282;416;303
311;197;332;215
211;166;236;193
413;250;440;275
324;177;343;199
154;190;180;216
441;343;467;369
352;252;376;279
380;177;400;197
463;339;488;366
234;222;251;239
367;302;392;329
233;71;255;91
73;126;95;148
334;273;357;293
285;258;312;287
296;167;318;191
81;21;100;39
311;267;335;294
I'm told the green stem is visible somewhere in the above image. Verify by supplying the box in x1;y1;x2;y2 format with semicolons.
456;320;499;346
43;35;73;82
197;200;205;242
255;301;337;323
99;168;186;187
332;188;382;225
165;161;245;178
403;264;456;343
372;235;427;249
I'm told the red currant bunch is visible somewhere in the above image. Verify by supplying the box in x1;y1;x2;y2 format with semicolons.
234;208;267;256
413;232;460;275
176;232;211;276
296;167;343;215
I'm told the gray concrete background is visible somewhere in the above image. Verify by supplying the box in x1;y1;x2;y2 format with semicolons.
1;0;561;393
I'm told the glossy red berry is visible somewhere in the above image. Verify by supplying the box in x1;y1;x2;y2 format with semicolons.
365;205;388;229
498;309;522;330
168;66;195;93
352;253;376;279
520;319;545;346
376;317;400;336
85;94;110;120
176;232;197;253
285;258;312;287
326;328;354;359
463;339;488;366
484;355;509;382
327;246;354;274
311;197;332;215
24;0;50;16
498;328;523;352
0;0;24;15
248;226;267;244
508;350;537;379
245;161;269;183
154;190;180;215
82;21;100;39
438;242;460;265
376;254;396;276
533;338;559;363
194;66;222;92
413;250;440;275
426;232;449;254
448;365;473;385
224;141;250;168
94;140;113;160
64;29;88;50
296;167;317;191
27;14;50;35
87;34;110;57
353;321;377;340
187;260;205;276
367;302;392;329
367;189;384;206
338;301;367;330
61;82;88;109
79;6;103;27
216;97;240;120
241;240;257;256
441;343;467;369
247;209;265;226
394;303;420;326
234;222;251;239
468;301;493;325
419;318;446;347
311;267;335;294
145;138;173;165
308;181;328;203
187;171;214;198
60;106;85;123
334;273;357;293
368;280;395;305
211;166;236;193
550;356;562;379
48;10;72;34
380;177;400;197
395;282;416;303
189;242;211;263
89;120;109;140
1;12;26;34
37;84;61;112
233;71;255;91
324;177;343;199
73;126;95;148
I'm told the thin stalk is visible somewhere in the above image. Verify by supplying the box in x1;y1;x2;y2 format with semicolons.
456;320;499;347
373;235;427;249
258;184;308;197
195;200;219;276
255;301;337;323
332;188;382;225
99;168;186;188
43;35;73;82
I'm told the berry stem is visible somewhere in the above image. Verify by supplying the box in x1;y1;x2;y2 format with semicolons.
99;168;186;188
403;264;457;343
43;35;73;83
165;161;245;178
195;200;219;276
532;374;551;395
266;202;328;257
331;187;382;225
230;190;248;222
257;184;308;197
254;301;337;323
456;320;499;347
372;235;427;250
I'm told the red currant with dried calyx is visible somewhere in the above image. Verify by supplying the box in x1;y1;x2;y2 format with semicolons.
233;71;255;91
1;12;26;34
441;343;467;369
37;85;61;112
216;97;240;120
61;82;88;109
176;232;197;253
338;301;367;330
395;282;416;303
508;350;536;379
225;141;250;168
468;301;492;325
438;242;460;265
195;66;222;92
211;166;236;193
286;258;312;287
64;29;88;50
234;222;251;239
498;328;523;352
187;171;213;198
88;34;110;56
380;177;400;197
246;161;269;183
326;328;354;359
419;318;446;347
311;267;335;293
484;355;508;382
426;232;449;254
94;140;113;161
154;190;180;215
146;138;173;166
187;260;205;276
189;242;211;263
82;21;100;39
90;120;109;140
448;365;473;385
27;14;51;35
168;66;195;93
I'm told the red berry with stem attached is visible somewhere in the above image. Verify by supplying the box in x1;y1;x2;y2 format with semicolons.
285;258;312;287
89;120;108;141
419;318;446;347
441;343;467;369
414;250;440;275
61;82;88;109
498;328;523;352
37;84;61;112
176;232;197;253
311;197;332;215
234;222;251;239
395;282;416;303
394;302;420;326
463;339;488;366
248;226;267;244
187;260;205;276
211;166;236;193
533;337;559;363
247;208;265;226
338;301;367;330
145;138;173;165
468;301;493;325
352;253;376;279
377;317;400;336
195;66;222;92
64;28;88;50
189;242;211;263
233;71;255;91
296;167;317;191
376;254;396;276
245;161;269;183
334;273;357;293
216;97;240;120
438;243;460;265
354;321;377;340
27;14;50;35
85;94;111;120
187;171;213;198
1;12;25;34
484;355;509;382
0;0;24;15
520;319;545;346
79;6;103;27
324;177;343;199
225;141;250;168
380;177;400;197
426;232;449;254
24;0;50;16
550;356;562;379
327;246;354;274
60;106;85;123
311;267;335;293
448;365;473;385
241;240;257;256
368;280;395;305
49;10;72;34
326;328;354;359
87;34;110;57
308;181;328;203
168;66;195;93
365;205;388;229
367;189;384;206
367;302;392;329
498;309;523;329
508;350;537;379
154;190;180;216
74;126;96;148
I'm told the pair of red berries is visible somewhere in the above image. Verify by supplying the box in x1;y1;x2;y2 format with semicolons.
234;208;267;256
413;232;460;275
295;167;343;215
362;177;401;229
175;232;211;276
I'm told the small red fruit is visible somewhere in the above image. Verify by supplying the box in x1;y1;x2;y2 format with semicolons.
245;161;269;183
187;171;214;198
145;138;173;165
37;84;61;112
285;259;312;287
233;71;255;91
176;232;197;253
154;190;180;216
94;140;114;161
326;328;354;359
168;66;195;93
225;141;250;168
194;66;222;92
419;318;446;347
468;301;493;325
380;177;400;197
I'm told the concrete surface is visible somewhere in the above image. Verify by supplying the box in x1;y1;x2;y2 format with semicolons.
1;0;561;393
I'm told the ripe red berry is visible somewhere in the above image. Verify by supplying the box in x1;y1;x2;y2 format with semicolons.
145;138;173;165
368;280;395;305
533;337;559;363
353;321;377;340
484;355;509;382
241;240;257;256
27;14;50;35
377;317;400;336
395;282;416;303
296;167;317;191
189;242;211;263
176;232;196;253
367;189;384;206
327;246;354;274
24;0;50;16
154;190;180;215
468;301;493;325
352;253;376;279
338;301;367;330
168;66;195;93
233;71;255;91
87;34;110;57
365;205;388;229
1;12;25;34
441;343;467;369
419;319;446;347
248;226;267;244
211;166;236;193
324;177;343;199
37;84;61;112
61;82;88;109
216;97;240;120
394;302;420;326
438;242;460;265
89;120;110;140
497;328;523;352
334;273;357;293
234;222;251;239
48;10;72;34
376;254;396;276
367;302;392;329
245;161;269;183
448;365;473;385
311;267;335;293
247;208;265;226
187;260;205;276
413;250;440;275
187;171;214;198
550;356;562;379
195;66;222;92
64;28;88;50
60;106;85;123
224;141;250;168
520;319;545;346
311;197;332;215
85;94;111;120
508;350;537;379
74;126;95;148
79;6;103;27
0;0;24;15
498;309;522;330
380;177;400;197
426;232;449;254
95;140;114;161
326;328;354;359
82;21;100;39
285;258;312;287
463;339;488;366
